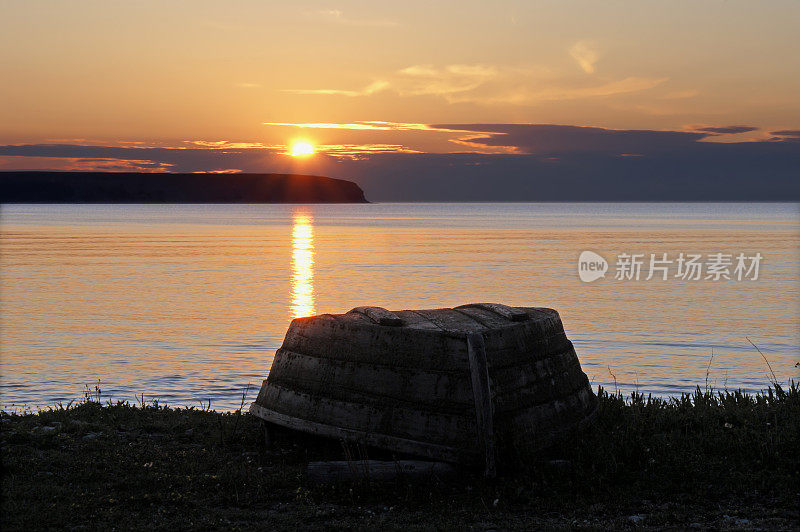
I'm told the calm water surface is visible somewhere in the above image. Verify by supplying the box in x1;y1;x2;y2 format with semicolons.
1;203;798;411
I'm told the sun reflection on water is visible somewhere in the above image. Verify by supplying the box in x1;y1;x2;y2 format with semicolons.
290;209;315;319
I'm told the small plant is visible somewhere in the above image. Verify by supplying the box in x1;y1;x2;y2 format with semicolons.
82;380;102;404
746;336;779;385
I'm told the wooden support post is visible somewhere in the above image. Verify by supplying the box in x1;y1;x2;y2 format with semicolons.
467;332;497;478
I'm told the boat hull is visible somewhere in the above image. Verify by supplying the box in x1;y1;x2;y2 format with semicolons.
250;304;597;465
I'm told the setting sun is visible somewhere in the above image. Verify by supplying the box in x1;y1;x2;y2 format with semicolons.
290;141;315;157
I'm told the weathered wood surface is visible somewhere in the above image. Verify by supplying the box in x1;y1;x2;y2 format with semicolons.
307;460;457;484
250;303;598;466
467;332;496;478
456;303;530;322
348;306;404;326
255;382;474;448
266;348;473;409
280;314;471;371
249;402;470;463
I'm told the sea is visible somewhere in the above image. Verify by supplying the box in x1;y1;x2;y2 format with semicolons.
1;203;798;411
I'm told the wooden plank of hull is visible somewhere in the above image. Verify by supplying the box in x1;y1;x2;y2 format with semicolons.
490;347;580;387
256;381;477;450
282;316;471;371
348;306;404;326
249;402;474;463
481;335;574;370
489;344;592;418
456;303;530;322
267;349;474;412
452;306;523;329
392;310;457;332
499;386;598;452
499;385;597;432
407;308;492;335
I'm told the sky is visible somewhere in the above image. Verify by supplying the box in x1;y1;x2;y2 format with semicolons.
1;1;799;200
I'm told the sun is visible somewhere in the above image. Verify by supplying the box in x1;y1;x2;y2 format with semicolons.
290;141;315;157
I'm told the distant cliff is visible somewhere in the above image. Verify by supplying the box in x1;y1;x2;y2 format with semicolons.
0;172;368;203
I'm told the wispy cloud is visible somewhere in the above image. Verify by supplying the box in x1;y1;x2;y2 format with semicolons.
771;129;800;137
284;65;497;99
569;41;599;74
396;64;498;98
184;138;420;158
446;133;523;154
428;123;711;155
317;144;420;159
184;140;282;149
261;121;513;154
691;125;759;135
769;129;800;142
185;138;421;158
447;76;668;105
284;80;389;97
0;155;173;172
284;64;496;100
262;121;473;133
285;61;665;106
540;76;667;99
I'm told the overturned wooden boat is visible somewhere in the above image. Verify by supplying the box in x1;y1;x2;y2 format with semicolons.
250;303;597;474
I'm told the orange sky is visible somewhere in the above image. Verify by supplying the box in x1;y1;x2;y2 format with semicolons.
1;0;799;160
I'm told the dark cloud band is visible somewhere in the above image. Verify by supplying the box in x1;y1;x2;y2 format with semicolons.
2;123;799;201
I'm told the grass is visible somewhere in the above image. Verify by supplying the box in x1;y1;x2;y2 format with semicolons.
2;383;798;530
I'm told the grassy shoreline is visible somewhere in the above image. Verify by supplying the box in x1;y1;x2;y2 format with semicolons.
2;384;798;530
